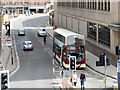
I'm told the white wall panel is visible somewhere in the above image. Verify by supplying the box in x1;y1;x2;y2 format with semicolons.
58;14;62;26
67;17;72;30
73;18;78;33
62;15;66;28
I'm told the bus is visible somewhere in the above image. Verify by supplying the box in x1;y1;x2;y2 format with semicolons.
53;28;86;69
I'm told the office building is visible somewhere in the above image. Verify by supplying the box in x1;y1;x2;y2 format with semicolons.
54;0;120;65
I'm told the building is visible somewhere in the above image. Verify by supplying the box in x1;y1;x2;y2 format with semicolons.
54;0;120;65
1;0;52;14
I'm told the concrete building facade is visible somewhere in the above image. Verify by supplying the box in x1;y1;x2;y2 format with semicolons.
1;0;53;14
54;0;120;65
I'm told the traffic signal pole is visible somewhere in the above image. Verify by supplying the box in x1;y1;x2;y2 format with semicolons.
104;54;107;89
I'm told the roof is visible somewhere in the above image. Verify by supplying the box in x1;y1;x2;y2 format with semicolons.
54;28;85;39
19;29;25;31
24;41;32;43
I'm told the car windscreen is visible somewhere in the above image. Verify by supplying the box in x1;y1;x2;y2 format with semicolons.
42;29;45;31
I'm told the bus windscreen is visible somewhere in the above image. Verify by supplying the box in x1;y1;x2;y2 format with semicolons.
67;36;85;46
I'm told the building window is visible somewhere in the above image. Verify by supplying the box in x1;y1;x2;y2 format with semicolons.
98;25;110;47
57;2;62;6
66;2;71;7
108;0;110;11
98;1;100;10
79;1;81;8
90;1;92;9
87;22;97;40
72;2;78;8
84;2;86;9
101;1;103;10
61;2;66;7
87;1;90;9
95;1;97;9
81;1;84;8
92;1;94;9
104;0;107;11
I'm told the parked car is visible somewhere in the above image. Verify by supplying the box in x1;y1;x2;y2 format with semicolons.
37;27;46;37
18;29;25;36
23;41;33;50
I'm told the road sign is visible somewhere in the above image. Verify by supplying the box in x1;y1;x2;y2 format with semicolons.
2;37;12;46
2;38;6;44
6;37;12;47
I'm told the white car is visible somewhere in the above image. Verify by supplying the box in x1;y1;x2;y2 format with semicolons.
23;41;33;50
18;29;25;36
37;27;46;37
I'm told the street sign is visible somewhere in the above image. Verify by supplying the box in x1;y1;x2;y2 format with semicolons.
6;37;12;47
2;37;12;46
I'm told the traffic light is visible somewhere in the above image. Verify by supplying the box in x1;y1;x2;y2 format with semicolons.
116;46;120;55
0;70;10;90
99;54;105;66
96;53;111;66
69;56;76;70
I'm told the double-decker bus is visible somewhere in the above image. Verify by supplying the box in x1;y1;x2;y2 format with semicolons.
53;28;86;69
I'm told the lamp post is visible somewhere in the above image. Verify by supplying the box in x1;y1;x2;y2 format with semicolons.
10;45;13;65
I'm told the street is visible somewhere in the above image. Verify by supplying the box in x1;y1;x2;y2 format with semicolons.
10;15;60;88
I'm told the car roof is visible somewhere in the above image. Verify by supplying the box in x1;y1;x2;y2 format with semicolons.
24;41;32;43
19;29;25;31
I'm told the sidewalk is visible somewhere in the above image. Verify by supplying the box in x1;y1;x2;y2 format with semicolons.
0;14;19;75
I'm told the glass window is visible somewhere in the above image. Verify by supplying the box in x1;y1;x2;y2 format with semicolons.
104;0;107;11
66;2;71;7
54;32;65;43
67;36;85;46
98;1;100;10
67;46;85;62
87;1;89;9
72;2;78;8
95;1;97;9
57;2;62;6
87;22;97;40
101;1;103;10
98;25;110;47
108;0;110;11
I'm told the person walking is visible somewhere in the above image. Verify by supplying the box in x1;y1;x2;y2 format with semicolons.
43;34;46;44
60;66;65;79
80;70;86;89
72;71;78;86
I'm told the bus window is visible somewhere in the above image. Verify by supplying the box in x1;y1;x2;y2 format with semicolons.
55;44;61;56
67;46;84;62
67;36;85;46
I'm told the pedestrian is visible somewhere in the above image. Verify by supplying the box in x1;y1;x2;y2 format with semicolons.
43;34;46;44
72;71;78;86
60;66;65;79
5;21;7;29
80;70;86;89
